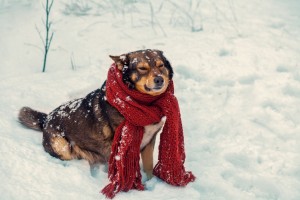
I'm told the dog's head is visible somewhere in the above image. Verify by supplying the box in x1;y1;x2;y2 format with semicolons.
110;49;173;96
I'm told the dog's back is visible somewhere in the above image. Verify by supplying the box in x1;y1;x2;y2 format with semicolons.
18;88;119;164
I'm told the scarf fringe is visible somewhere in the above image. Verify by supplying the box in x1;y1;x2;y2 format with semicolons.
153;163;196;186
101;183;118;199
101;181;145;199
101;121;145;198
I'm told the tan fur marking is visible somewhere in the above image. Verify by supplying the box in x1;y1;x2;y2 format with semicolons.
155;59;164;67
50;137;73;160
130;73;138;82
102;124;112;139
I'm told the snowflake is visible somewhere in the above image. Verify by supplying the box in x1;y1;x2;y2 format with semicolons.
114;97;125;108
131;57;138;64
125;96;132;101
115;155;121;161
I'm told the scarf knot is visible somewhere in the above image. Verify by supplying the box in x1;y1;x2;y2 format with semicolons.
101;64;195;198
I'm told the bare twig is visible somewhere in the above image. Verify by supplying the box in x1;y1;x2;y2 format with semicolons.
70;52;76;71
167;0;203;32
210;0;240;36
149;0;157;35
24;43;43;53
148;0;167;37
41;0;55;72
228;0;238;24
35;24;46;47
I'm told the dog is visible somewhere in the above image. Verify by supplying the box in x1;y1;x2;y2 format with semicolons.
18;49;173;179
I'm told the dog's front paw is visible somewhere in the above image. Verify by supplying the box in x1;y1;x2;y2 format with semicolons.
160;116;167;124
155;116;166;130
145;171;154;180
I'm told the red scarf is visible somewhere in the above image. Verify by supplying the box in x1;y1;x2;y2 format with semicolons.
101;64;195;198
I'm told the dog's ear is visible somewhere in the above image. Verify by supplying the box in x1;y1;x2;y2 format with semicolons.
160;51;174;80
109;54;129;71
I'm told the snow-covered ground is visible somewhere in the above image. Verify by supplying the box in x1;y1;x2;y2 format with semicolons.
1;0;300;199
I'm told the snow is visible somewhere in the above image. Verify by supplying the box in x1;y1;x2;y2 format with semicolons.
1;0;300;199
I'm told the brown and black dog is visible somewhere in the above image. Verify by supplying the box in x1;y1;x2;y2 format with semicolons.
18;49;173;179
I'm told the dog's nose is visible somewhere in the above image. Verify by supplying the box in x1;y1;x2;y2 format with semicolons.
154;76;164;87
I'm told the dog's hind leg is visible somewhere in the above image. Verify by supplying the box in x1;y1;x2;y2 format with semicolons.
89;162;101;177
42;130;73;160
71;144;105;176
50;137;73;160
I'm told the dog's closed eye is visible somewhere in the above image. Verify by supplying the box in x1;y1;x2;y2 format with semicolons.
137;66;149;74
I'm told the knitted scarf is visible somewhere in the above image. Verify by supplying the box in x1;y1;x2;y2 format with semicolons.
101;64;195;198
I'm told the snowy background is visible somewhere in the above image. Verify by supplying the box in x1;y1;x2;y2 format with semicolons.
1;0;300;199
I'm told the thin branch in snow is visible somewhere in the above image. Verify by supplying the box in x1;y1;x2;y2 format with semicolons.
167;0;203;32
37;0;55;73
148;0;167;37
24;43;43;53
70;52;76;71
35;24;46;47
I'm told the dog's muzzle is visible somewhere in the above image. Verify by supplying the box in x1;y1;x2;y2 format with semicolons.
154;76;164;88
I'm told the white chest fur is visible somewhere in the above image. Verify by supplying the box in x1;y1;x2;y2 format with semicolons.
140;116;166;150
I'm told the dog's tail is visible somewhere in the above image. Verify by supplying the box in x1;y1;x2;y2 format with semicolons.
18;107;47;131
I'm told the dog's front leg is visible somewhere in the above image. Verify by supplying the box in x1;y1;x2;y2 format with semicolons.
141;116;166;180
141;134;156;180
